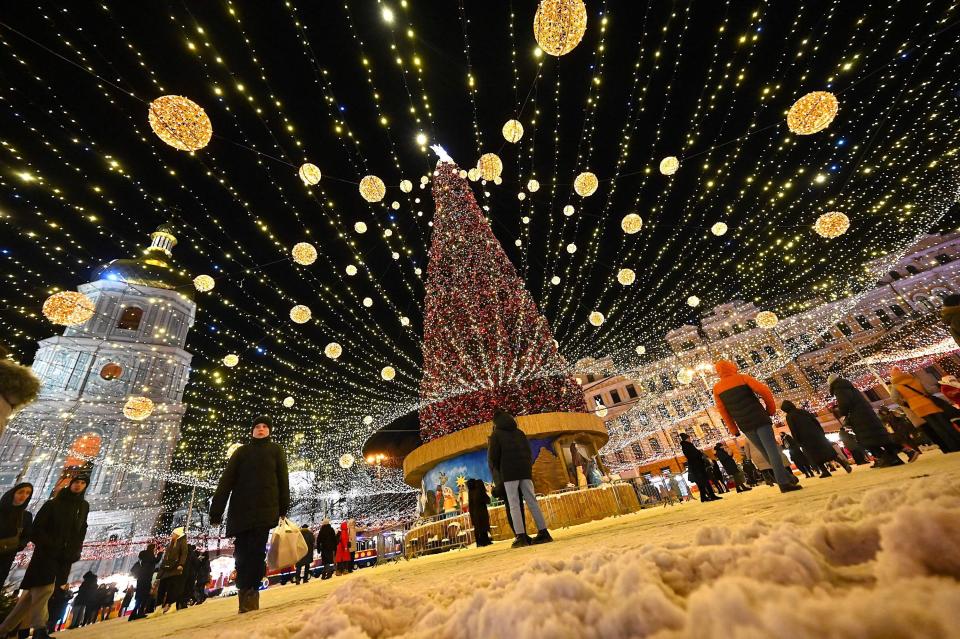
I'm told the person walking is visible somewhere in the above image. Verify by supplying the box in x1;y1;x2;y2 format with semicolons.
152;527;187;616
194;549;211;604
210;415;290;614
46;582;71;633
487;409;553;547
119;583;135;616
781;433;815;478
128;542;160;620
713;443;751;492
294;524;315;584
889;367;960;453
829;374;904;466
712;360;802;493
346;519;357;573
708;457;729;493
781;400;852;477
69;571;98;628
100;581;118;620
679;434;719;501
0;482;33;587
0;475;89;639
334;522;351;575
877;406;922;461
941;294;960;347
316;519;337;580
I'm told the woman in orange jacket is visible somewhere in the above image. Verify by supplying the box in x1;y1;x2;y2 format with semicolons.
889;368;960;452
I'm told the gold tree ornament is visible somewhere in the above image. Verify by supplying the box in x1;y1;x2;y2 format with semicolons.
533;0;588;57
621;213;643;234
617;268;636;286
223;354;239;367
787;91;839;135
659;156;680;176
381;366;397;381
345;265;358;276
813;211;850;238
283;396;295;408
42;291;95;326
147;95;212;151
324;342;343;359
574;171;599;197
339;453;355;469
399;179;413;193
502;119;524;143
354;222;368;234
290;304;312;324
476;153;503;181
298;163;321;185
291;242;318;265
123;396;155;421
193;274;215;292
359;175;386;202
711;222;728;236
588;311;605;326
755;311;779;329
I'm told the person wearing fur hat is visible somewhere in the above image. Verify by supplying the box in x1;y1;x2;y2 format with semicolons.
0;475;88;639
316;518;338;580
151;527;187;616
210;415;289;613
941;294;960;347
939;375;960;406
889;368;960;452
829;374;904;467
0;482;33;587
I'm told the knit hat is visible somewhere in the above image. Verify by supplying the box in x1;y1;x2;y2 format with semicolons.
69;475;90;488
251;415;273;433
827;373;839;387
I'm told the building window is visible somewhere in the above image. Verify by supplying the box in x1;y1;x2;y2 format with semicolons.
660;374;674;391
915;296;937;312
671;399;685;416
875;309;893;327
820;331;836;343
855;315;873;330
117;306;144;331
784;337;798;350
680;340;697;351
645;379;657;393
890;304;907;317
936;253;952;264
625;384;638;399
586;374;596;383
648;438;662;454
837;322;853;336
717;329;730;339
906;265;919;274
763;345;776;357
610;389;622;404
592;394;604;407
631;443;644;459
803;366;825;384
783;373;800;389
888;271;902;280
767;377;783;393
750;350;763;364
735;354;748;369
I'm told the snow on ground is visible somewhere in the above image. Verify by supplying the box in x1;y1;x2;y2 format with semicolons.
79;452;960;639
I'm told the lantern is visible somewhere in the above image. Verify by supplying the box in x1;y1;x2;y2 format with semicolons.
298;163;321;186
787;91;839;135
359;175;386;202
533;0;588;57
381;366;396;381
813;211;850;238
659;156;680;176
324;342;343;359
290;304;312;324
193;274;215;292
617;269;636;286
291;242;317;266
147;95;212;151
755;311;779;329
476;153;503;181
223;354;239;367
123;396;154;421
502;119;524;143
621;213;643;234
42;291;95;326
588;311;605;326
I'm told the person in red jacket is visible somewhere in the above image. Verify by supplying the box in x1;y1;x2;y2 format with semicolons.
334;522;351;576
712;360;801;493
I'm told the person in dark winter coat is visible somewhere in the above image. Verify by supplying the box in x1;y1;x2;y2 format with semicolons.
713;443;750;492
466;479;492;547
120;584;135;616
210;415;290;614
0;475;88;639
294;524;315;584
129;543;160;620
176;544;199;609
712;360;801;493
334;522;351;575
316;519;337;580
781;400;851;477
679;434;719;502
487;410;552;547
68;571;98;628
829;374;904;467
837;426;869;465
877;406;922;461
152;528;187;616
0;482;33;587
708;458;728;493
46;583;71;632
194;550;211;604
781;433;815;478
98;582;118;620
941;294;960;348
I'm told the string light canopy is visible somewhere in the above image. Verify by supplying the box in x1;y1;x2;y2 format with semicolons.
147;95;212;151
787;91;840;135
298;162;321;185
814;211;851;238
359;175;386;202
42;291;95;326
533;0;588;57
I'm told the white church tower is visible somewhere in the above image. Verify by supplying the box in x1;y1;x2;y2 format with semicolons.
0;224;196;579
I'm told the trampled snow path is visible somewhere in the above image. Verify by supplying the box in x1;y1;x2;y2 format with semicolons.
79;453;960;639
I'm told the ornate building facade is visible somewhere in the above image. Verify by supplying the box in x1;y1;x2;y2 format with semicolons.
0;225;195;579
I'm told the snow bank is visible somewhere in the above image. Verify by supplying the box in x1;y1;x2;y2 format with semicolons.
215;474;960;639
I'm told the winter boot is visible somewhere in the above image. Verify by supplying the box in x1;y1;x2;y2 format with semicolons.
819;468;832;478
249;589;260;611
511;534;531;548
907;449;921;463
237;589;252;614
532;529;554;544
779;483;803;493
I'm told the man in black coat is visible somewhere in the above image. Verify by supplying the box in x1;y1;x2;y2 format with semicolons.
713;443;751;492
0;475;88;639
829;375;903;467
487;410;552;548
128;543;160;620
316;519;337;580
781;400;852;477
294;524;315;584
68;571;97;628
680;434;719;502
210;415;290;614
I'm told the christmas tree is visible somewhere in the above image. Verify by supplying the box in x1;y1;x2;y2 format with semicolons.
419;153;586;442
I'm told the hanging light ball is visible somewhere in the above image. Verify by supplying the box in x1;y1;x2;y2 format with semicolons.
363;415;374;426
400;316;410;326
617;268;636;286
550;275;561;285
787;91;839;135
147;95;212;151
354;222;368;234
399;179;413;193
588;311;605;326
345;265;358;276
518;192;526;201
477;153;503;181
527;179;540;193
813;211;850;238
123;396;155;421
659;156;680;176
493;176;503;186
621;213;643;234
42;291;95;326
595;403;609;418
339;453;355;469
711;222;728;236
193;274;215;292
635;345;646;356
502;119;525;143
677;368;695;385
290;304;312;324
533;0;588;57
298;163;322;186
283;396;295;408
467;168;480;181
391;201;400;210
381;366;397;381
363;297;373;308
574;171;599;197
291;242;317;265
359;175;386;202
223;354;239;368
566;243;577;254
563;205;575;216
755;311;779;329
324;342;343;359
687;295;701;308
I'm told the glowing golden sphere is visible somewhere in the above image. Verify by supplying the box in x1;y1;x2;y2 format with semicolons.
502;119;524;143
399;179;413;193
617;269;636;286
324;342;343;359
566;243;577;254
291;242;317;266
677;368;694;385
755;311;779;329
467;168;480;181
533;0;588;57
223;354;239;367
588;311;605;326
574;171;598;197
290;304;312;324
193;274;215;292
621;213;643;234
687;295;701;307
563;205;575;216
381;366;396;381
711;222;728;236
659;156;680;176
339;453;355;469
359;175;386;202
298;163;321;186
283;396;295;408
787;91;839;135
363;415;374;426
813;211;850;238
147;95;212;151
527;179;540;193
123;396;155;421
595;403;609;418
635;345;646;355
354;222;368;234
42;291;95;326
477;153;503;181
345;265;358;276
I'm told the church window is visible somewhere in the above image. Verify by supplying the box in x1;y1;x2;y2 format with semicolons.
117;306;144;331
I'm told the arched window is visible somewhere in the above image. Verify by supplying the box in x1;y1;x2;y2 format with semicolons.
117;306;144;330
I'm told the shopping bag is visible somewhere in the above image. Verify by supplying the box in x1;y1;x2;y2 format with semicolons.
266;517;308;570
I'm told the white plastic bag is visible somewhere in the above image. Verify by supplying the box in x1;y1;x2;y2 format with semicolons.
266;517;308;570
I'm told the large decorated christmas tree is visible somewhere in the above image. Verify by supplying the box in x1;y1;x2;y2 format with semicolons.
419;153;586;442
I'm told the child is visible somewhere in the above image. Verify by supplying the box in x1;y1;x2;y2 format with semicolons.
466;479;492;547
